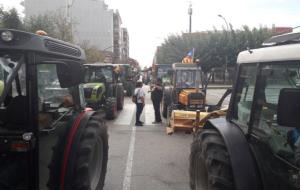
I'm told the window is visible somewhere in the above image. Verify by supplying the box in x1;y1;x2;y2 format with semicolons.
175;70;197;88
251;63;300;159
232;65;257;125
37;64;70;111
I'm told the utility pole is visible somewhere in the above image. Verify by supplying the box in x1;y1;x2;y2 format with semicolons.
188;3;192;33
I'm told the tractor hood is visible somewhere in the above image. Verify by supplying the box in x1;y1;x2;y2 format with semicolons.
83;83;105;89
83;83;105;101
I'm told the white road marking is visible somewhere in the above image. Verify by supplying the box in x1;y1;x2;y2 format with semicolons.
122;126;136;190
144;104;155;125
114;104;135;125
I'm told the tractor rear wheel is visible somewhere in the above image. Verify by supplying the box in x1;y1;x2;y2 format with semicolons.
48;114;108;190
116;85;124;110
190;129;234;190
162;99;168;118
127;82;134;96
106;97;117;119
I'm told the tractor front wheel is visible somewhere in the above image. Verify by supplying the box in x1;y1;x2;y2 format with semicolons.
190;129;234;190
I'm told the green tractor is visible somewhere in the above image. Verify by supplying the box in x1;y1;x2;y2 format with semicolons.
190;31;300;190
115;64;136;96
84;63;124;119
0;29;108;190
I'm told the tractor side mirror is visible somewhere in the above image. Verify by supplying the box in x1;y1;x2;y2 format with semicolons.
277;88;300;128
56;61;84;88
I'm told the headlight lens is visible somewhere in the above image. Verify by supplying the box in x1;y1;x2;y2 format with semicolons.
1;31;14;42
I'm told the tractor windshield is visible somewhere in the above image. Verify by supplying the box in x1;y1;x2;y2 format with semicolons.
85;66;113;83
175;70;197;88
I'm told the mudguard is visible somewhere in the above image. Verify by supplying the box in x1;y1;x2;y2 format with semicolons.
204;118;261;190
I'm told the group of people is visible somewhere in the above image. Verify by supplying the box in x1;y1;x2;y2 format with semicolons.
134;79;163;126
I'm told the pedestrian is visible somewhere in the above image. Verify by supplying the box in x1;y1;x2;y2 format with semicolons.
134;81;145;126
150;78;163;124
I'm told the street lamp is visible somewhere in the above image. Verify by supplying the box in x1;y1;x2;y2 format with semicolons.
218;14;229;31
188;3;193;33
218;14;230;84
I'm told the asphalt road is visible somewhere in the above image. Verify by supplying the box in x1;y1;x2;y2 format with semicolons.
104;86;229;190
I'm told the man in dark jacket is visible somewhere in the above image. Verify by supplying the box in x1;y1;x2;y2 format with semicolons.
150;78;163;124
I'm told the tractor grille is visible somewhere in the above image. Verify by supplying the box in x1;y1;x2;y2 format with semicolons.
44;40;81;57
190;99;204;105
84;88;93;99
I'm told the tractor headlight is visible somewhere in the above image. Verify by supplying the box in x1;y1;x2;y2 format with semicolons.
1;31;14;42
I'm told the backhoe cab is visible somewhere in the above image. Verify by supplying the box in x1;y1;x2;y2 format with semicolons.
84;63;124;119
0;29;108;190
190;31;300;190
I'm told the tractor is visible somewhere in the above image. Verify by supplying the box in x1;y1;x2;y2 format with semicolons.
162;63;205;120
0;29;108;190
115;63;136;96
190;31;300;190
83;63;124;119
163;62;231;134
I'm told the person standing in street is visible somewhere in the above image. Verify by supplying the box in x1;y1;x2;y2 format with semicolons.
150;78;163;124
134;81;145;126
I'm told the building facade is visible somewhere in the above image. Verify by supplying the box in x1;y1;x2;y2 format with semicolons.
24;0;114;52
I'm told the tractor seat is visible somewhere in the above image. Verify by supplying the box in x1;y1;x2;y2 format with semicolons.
5;96;29;130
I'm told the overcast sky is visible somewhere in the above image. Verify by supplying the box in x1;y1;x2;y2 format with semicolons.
0;0;300;67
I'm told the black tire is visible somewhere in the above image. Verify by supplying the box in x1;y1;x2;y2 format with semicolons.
162;99;168;118
105;97;117;119
162;88;172;118
166;105;173;127
48;114;109;190
127;82;134;96
116;85;124;110
190;129;234;190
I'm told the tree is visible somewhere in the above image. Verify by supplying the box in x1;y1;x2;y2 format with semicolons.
0;8;23;30
156;26;275;72
80;41;105;63
24;10;73;42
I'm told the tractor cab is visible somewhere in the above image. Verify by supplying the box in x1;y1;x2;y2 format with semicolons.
166;63;205;112
84;63;124;119
190;31;300;190
0;29;108;190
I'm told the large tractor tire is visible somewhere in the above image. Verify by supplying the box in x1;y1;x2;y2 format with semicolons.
190;129;234;190
127;82;134;97
48;113;109;190
116;85;124;110
166;105;174;128
162;99;169;118
105;97;117;119
162;88;172;118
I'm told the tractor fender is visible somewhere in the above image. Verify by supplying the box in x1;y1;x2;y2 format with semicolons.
204;118;261;190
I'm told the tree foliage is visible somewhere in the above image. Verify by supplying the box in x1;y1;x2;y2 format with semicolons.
156;26;275;72
24;10;73;42
0;7;23;30
80;41;105;63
